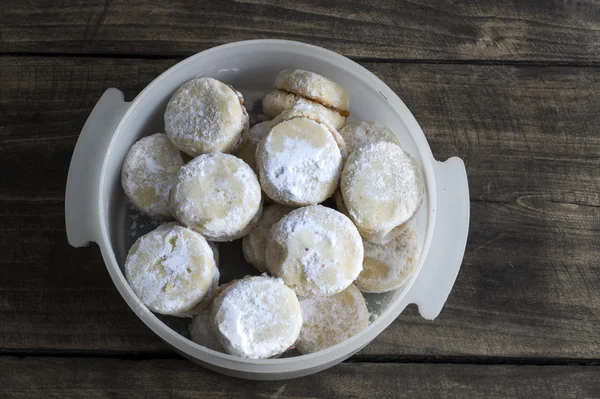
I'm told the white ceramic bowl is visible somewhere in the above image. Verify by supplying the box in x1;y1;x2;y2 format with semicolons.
66;40;469;380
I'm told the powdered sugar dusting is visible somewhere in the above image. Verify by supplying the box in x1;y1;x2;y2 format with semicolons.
164;77;247;156
171;153;262;241
296;285;370;354
357;219;422;293
340;120;402;154
341;142;424;242
121;133;184;219
258;118;342;205
124;223;217;316
268;205;363;297
212;276;302;358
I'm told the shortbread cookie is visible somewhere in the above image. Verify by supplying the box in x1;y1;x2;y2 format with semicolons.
235;121;270;172
242;204;294;273
296;285;370;354
274;69;349;113
124;223;218;316
263;90;346;129
356;220;421;293
257;118;343;206
339;120;401;154
267;205;363;297
165;77;248;156
341;142;424;244
170;153;262;241
185;241;221;315
211;276;302;359
190;306;224;352
121;133;184;219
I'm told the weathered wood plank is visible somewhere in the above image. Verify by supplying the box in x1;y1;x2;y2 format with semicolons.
0;57;598;358
2;0;600;63
1;357;599;398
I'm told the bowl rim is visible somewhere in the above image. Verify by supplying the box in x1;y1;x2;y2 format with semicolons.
98;39;437;373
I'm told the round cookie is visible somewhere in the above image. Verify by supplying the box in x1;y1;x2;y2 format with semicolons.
257;118;343;206
164;77;248;157
356;219;421;293
339;120;401;155
190;306;224;352
235;121;270;172
341;142;424;245
121;133;184;219
242;204;294;273
211;276;302;359
296;285;370;354
170;153;262;241
267;205;363;297
263;90;346;129
274;69;349;113
124;223;218;316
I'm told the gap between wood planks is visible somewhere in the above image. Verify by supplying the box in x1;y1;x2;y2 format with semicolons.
0;350;598;367
2;51;600;68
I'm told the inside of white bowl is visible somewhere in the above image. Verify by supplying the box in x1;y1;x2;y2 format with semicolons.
104;45;431;358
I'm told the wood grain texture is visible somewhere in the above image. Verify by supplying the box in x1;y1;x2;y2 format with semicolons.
1;357;599;398
2;0;600;63
0;56;599;359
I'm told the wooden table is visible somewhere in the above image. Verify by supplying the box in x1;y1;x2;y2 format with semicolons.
1;1;599;397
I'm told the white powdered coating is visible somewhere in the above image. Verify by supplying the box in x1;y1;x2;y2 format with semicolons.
234;121;270;172
121;133;184;219
164;77;248;156
242;204;294;273
274;69;349;111
257;118;343;206
170;153;262;241
268;102;348;159
124;223;217;316
296;285;370;354
357;219;421;293
339;120;402;155
190;306;224;352
262;90;346;129
341;142;424;244
211;276;302;359
267;205;363;297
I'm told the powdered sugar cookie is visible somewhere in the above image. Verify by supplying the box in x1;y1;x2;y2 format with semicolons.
211;276;302;359
164;77;248;157
190;306;223;352
356;219;421;293
274;69;349;113
170;153;262;241
257;118;343;206
263;90;346;129
267;205;363;297
121;133;184;219
341;142;424;244
124;223;218;316
235;121;270;172
296;285;369;354
242;204;294;273
339;120;401;154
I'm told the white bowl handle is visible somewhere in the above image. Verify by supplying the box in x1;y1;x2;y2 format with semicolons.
65;88;130;247
407;157;470;320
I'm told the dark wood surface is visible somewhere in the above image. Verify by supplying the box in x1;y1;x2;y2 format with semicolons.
1;1;599;397
1;357;599;398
